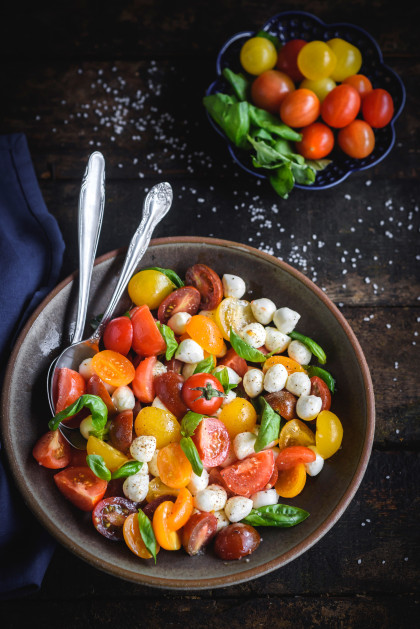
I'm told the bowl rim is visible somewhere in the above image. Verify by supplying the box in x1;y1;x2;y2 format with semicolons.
1;236;375;590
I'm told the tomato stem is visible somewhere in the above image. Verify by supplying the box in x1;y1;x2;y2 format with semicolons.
191;383;225;401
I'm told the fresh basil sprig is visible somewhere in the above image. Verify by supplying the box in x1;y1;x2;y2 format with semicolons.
289;331;327;364
193;355;215;374
86;454;111;481
222;67;250;101
255;29;281;50
144;266;184;288
254;397;284;453
48;394;108;432
229;328;267;363
213;367;238;394
156;322;178;360
180;411;204;437
180;437;203;477
111;461;143;479
241;504;310;527
138;509;158;563
304;365;336;393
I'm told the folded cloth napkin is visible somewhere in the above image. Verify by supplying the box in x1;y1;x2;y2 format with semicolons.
0;133;65;598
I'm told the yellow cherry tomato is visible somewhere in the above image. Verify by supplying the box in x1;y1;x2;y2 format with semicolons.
215;297;256;340
219;397;257;438
240;37;278;75
134;406;181;449
186;314;227;357
91;350;135;387
86;435;129;472
263;356;307;375
278;419;316;450
297;41;337;80
327;38;362;82
153;501;181;551
315;410;343;459
146;477;180;502
123;512;161;559
128;269;175;309
300;77;337;102
275;462;307;498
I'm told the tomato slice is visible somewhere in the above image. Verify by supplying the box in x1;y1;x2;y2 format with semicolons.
131;305;167;356
166;487;194;531
123;512;161;559
32;430;72;469
152;501;182;551
54;367;86;413
157;286;201;324
275;446;316;470
157;443;192;489
103;316;133;355
132;355;156;403
86;374;116;414
192;417;231;467
154;371;188;418
275;463;307;498
54;466;107;511
108;410;134;454
220;450;275;498
182;511;218;556
310;376;331;411
185;263;223;310
218;347;248;378
92;496;139;540
91;350;135;387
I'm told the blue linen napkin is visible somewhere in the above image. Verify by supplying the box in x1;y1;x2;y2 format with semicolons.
0;133;65;598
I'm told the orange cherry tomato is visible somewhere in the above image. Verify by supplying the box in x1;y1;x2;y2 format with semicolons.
251;70;295;114
186;314;226;357
295;122;334;159
338;120;375;158
275;462;307;498
157;443;192;489
279;88;321;128
91;350;135;387
362;88;394;128
321;84;361;129
123;512;161;559
342;74;373;99
153;500;182;550
263;356;306;375
166;487;194;531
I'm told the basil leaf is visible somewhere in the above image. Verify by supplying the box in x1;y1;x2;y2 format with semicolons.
86;454;111;481
156;322;178;360
269;165;295;199
305;365;336;393
255;30;281;50
144;266;184;288
254;397;284;453
203;94;250;149
193;356;215;374
180;436;203;476
305;158;332;172
90;313;103;330
289;331;327;364
138;509;158;563
181;411;204;438
111;461;143;479
248;105;302;142
242;504;310;527
229;328;266;363
49;394;108;432
222;67;250;101
213;367;237;394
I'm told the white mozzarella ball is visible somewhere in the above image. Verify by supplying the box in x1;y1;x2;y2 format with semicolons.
263;364;288;393
251;488;278;509
241;322;266;349
286;372;311;397
182;362;197;379
79;357;94;380
296;395;322;421
224;496;253;523
233;432;257;460
175;339;204;363
251;298;276;325
152;396;170;412
148;449;160;477
103;381;116;395
243;368;264;398
219;444;237;468
123;472;149;503
222;274;246;299
79;415;94;440
167;311;192;335
152;360;167;377
111;386;135;412
130;435;157;463
264;327;291;353
138;461;149;475
288;340;312;365
213;509;230;532
187;468;209;495
213;365;242;385
305;445;325;477
267;446;280;460
194;484;227;512
273;307;301;334
221;390;237;407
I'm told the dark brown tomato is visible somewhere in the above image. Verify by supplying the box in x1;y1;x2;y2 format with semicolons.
92;496;138;541
264;390;297;420
164;357;183;374
108;410;134;454
213;523;261;560
218;347;248;379
310;376;331;411
207;468;235;498
185;263;223;310
154;371;188;419
157;286;201;324
104;478;125;499
87;374;116;415
182;512;218;556
142;495;176;520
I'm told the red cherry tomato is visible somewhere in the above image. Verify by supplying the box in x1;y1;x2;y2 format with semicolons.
275;446;316;470
321;84;361;128
32;430;72;469
157;286;201;324
70;448;88;467
132;355;156;403
218;347;248;378
276;39;307;82
192;417;231;467
164;357;183;373
295;122;334;159
154;371;188;419
131;305;166;356
342;74;373;99
54;466;107;511
362;88;394;128
185;264;224;310
54;367;86;413
220;450;275;498
86;374;116;415
214;523;261;560
310;376;332;411
103;316;133;355
279;89;321;128
182;511;218;556
182;373;225;415
338;120;375;158
92;496;138;540
108;410;134;454
251;70;295;114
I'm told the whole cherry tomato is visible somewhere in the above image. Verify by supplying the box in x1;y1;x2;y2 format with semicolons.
240;36;277;75
157;286;201;324
338;120;375;158
123;512;161;559
103;316;133;355
182;373;225;415
295;122;334;159
327;38;362;81
276;39;307;82
280;89;321;128
192;417;231;467
128;269;175;309
362;88;394;128
214;523;261;560
185;264;224;310
32;429;72;469
342;74;373;99
297;41;337;80
300;77;336;102
251;70;295;113
157;442;192;489
321;84;361;128
310;376;332;411
315;410;343;459
275;462;307;498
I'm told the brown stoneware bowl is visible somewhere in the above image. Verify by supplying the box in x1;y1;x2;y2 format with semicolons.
1;237;375;589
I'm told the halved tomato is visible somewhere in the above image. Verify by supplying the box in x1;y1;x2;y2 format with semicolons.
154;371;188;418
310;376;331;411
218;347;248;378
54;466;107;511
54;367;86;413
108;410;134;454
131;305;166;356
86;374;116;414
185;264;223;310
275;446;316;470
182;511;218;556
220;450;275;498
32;430;72;469
192;417;230;467
132;355;156;403
157;286;201;324
92;496;138;540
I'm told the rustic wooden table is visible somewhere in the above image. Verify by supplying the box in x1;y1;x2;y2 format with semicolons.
1;0;419;626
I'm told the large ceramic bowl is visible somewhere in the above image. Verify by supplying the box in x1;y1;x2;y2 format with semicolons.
205;11;406;190
1;237;375;589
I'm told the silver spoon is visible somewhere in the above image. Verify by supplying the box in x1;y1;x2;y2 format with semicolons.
51;182;173;449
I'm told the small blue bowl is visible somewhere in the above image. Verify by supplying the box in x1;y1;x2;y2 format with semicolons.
205;11;406;191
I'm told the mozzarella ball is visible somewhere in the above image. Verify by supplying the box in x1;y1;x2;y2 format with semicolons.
213;509;230;532
130;435;157;463
103;381;116;395
264;327;291;353
219;444;237;468
182;362;197;379
288;340;312;365
286;372;311;397
305;445;325;477
194;484;227;512
152;396;170;412
79;414;94;440
175;338;204;363
213;365;242;385
123;472;149;503
111;386;135;412
167;311;191;335
241;322;266;349
296;394;322;421
263;364;288;393
187;468;209;495
222;274;246;299
148;449;160;477
79;357;94;380
224;496;253;522
243;368;264;398
251;298;276;325
273;307;301;334
153;360;167;377
233;432;257;460
251;488;278;509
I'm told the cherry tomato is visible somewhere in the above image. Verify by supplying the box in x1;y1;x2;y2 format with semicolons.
321;84;361;128
362;88;394;128
182;373;225;415
32;430;72;469
278;419;315;450
157;286;201;324
215;297;255;340
154;371;188;418
128;269;175;309
103;316;133;355
192;417;231;467
54;466;107;511
142;494;176;519
157;442;192;489
86;435;129;472
185;263;224;311
108;410;134;454
275;462;306;498
276;39;307;82
153;500;182;550
218;347;248;378
300;77;336;102
214;523;261;560
338;120;375;158
54;367;86;413
327;38;362;81
264;390;297;421
279;89;321;128
276;445;316;470
166;487;194;531
91;350;135;388
251;70;295;114
315;410;343;459
92;496;138;540
123;512;161;559
240;36;277;75
342;74;373;99
297;41;337;80
310;376;331;411
220;450;275;498
219;397;257;438
182;511;218;556
266;463;279;490
132;355;156;403
185;314;226;357
134;406;181;449
295;122;334;159
86;374;116;415
263;355;306;375
70;448;89;467
131;305;167;356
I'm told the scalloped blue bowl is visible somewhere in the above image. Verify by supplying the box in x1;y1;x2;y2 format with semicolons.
205;11;406;190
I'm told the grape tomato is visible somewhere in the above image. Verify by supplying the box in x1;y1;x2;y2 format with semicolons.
327;38;362;81
240;36;278;75
338;120;375;159
321;84;361;128
280;89;321;128
297;41;337;80
251;70;295;113
276;39;307;82
362;88;394;128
